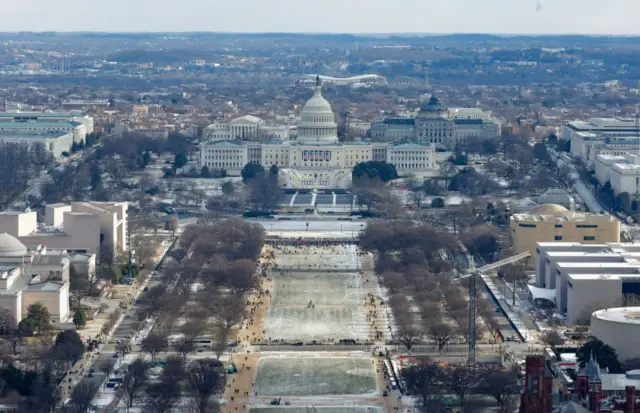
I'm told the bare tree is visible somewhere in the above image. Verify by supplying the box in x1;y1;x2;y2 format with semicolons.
396;318;423;353
141;333;166;361
186;359;226;413
428;322;456;352
477;366;522;413
68;382;100;413
207;294;245;358
122;359;150;410
145;381;181;413
174;337;196;362
402;361;443;410
439;365;478;411
540;330;565;349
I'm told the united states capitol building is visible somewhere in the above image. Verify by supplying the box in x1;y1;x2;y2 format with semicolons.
199;77;436;189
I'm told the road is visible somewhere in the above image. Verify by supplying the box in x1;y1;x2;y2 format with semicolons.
63;246;172;409
555;155;603;213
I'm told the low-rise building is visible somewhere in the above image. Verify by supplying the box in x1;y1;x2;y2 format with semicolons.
0;111;94;135
535;242;640;326
0;233;71;325
595;153;640;194
510;204;620;266
0;131;74;158
0;202;127;263
0;119;86;144
564;118;640;154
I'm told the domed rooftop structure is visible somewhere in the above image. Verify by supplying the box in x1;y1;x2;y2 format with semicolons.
531;203;573;217
420;95;445;112
0;233;27;257
297;75;338;143
538;189;576;211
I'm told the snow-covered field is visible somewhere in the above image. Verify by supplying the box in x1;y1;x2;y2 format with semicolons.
274;245;360;270
253;357;377;396
270;272;365;307
265;271;370;341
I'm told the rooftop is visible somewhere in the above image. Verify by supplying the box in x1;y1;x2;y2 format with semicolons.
567;273;640;281
592;307;640;324
613;163;640;171
26;281;65;292
0;131;73;140
0;120;82;128
0;111;87;118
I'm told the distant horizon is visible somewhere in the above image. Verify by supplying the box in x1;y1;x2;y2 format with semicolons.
2;31;640;38
3;0;640;35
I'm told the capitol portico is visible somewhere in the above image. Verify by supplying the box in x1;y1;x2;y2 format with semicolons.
200;77;436;189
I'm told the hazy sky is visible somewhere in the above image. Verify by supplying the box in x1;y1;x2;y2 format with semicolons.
3;0;639;35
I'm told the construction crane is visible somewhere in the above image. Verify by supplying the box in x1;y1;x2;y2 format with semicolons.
458;250;531;365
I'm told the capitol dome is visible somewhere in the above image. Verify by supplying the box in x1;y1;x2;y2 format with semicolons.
297;76;338;143
0;233;27;257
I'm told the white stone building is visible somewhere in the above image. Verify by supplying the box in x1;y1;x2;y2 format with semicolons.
563;118;640;156
0;131;74;158
0;111;94;135
370;96;500;148
0;120;86;144
203;115;290;141
535;242;640;326
0;202;128;263
571;134;640;165
199;77;436;189
595;153;640;194
0;233;71;325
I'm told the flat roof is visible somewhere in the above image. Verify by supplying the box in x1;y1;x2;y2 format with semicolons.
0;120;81;128
557;261;640;268
26;281;65;292
614;163;640;170
592;307;640;324
567;273;640;281
546;251;632;259
0;132;72;140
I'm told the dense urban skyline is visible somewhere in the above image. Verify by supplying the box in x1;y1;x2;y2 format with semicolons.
2;0;640;35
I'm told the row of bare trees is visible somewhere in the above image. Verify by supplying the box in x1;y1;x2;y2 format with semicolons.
360;220;499;351
117;356;225;413
403;361;522;413
0;142;54;208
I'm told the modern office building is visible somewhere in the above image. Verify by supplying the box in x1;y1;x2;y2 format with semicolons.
510;204;620;264
200;77;436;189
535;242;640;326
370;96;501;149
0;233;71;325
0;202;128;263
